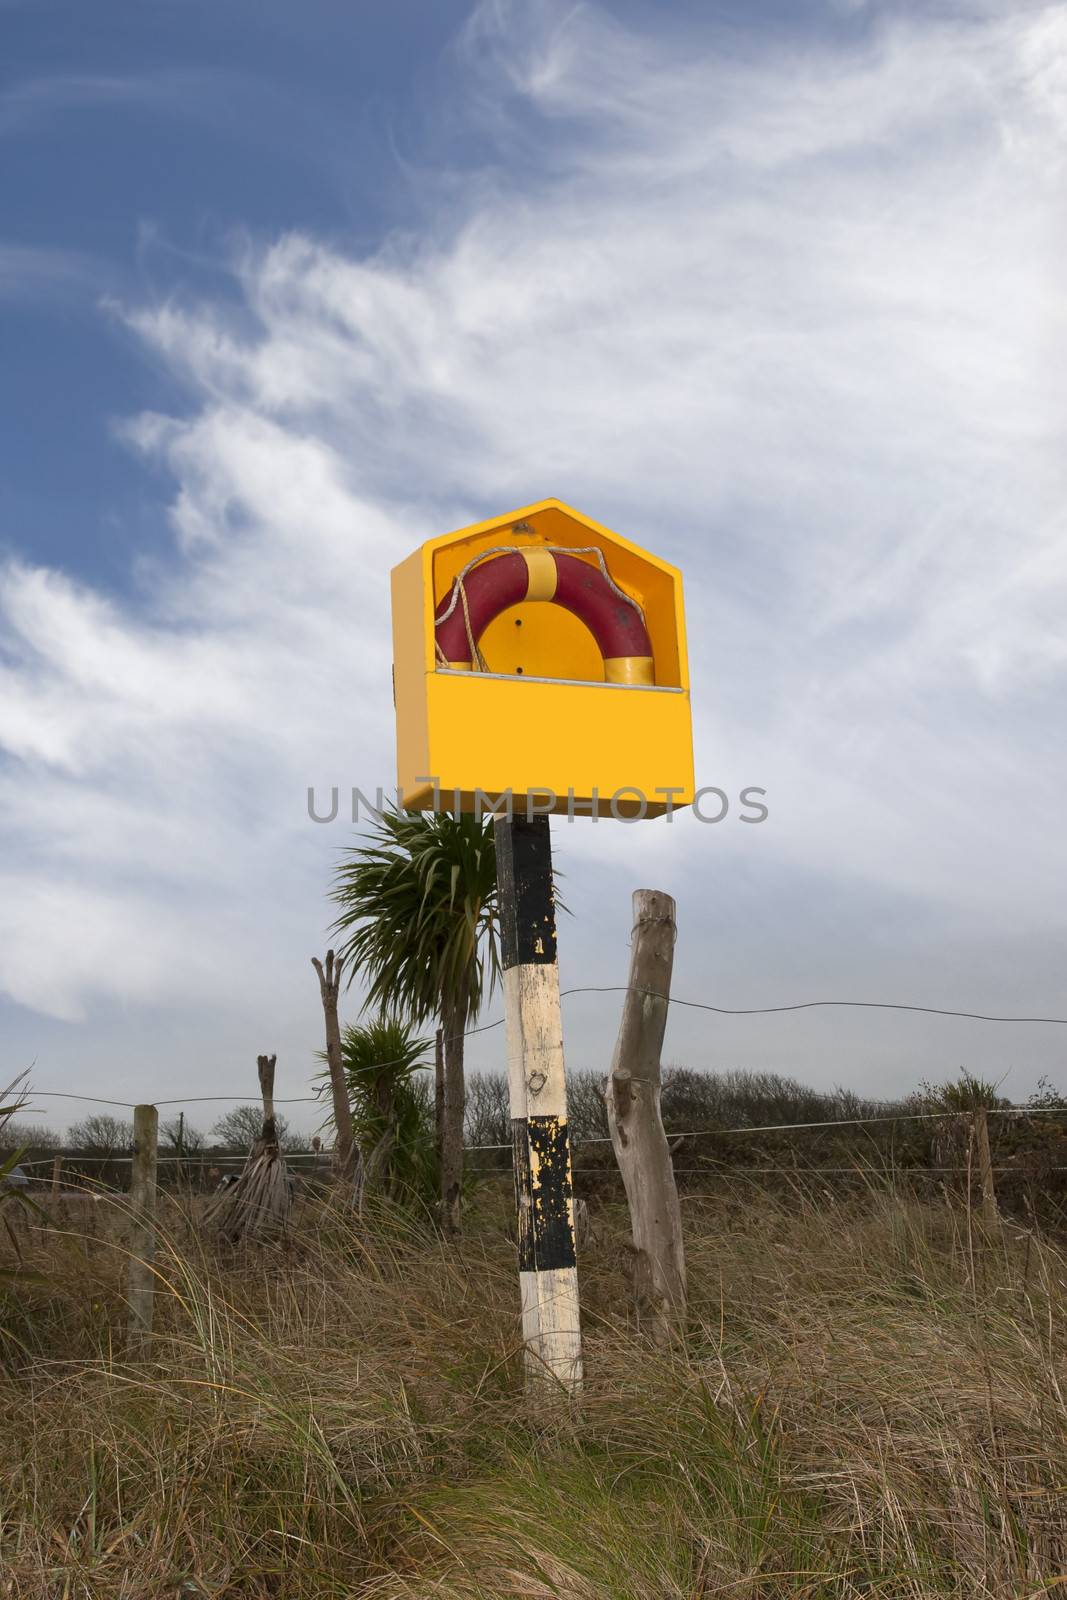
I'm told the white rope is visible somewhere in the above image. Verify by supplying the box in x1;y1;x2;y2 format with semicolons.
459;574;488;672
433;545;526;629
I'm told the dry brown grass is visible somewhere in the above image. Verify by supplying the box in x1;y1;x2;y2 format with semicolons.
1;1184;1065;1597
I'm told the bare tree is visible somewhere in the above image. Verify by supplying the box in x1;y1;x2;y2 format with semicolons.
160;1117;204;1155
0;1120;55;1154
311;950;362;1195
464;1071;511;1149
66;1114;133;1154
210;1105;304;1153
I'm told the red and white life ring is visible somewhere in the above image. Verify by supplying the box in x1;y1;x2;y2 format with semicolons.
434;549;654;685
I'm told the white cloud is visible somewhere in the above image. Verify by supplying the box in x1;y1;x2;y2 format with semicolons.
2;0;1065;1100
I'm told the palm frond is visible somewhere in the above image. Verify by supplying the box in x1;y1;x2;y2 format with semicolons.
330;806;499;1028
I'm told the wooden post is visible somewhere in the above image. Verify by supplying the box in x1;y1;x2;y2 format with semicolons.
494;814;582;1394
51;1153;62;1197
174;1110;185;1192
434;1026;445;1170
312;951;363;1197
439;996;468;1235
127;1104;158;1344
605;890;687;1344
972;1107;998;1226
260;1054;276;1132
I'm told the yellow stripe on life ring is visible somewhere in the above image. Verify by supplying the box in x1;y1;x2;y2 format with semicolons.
522;547;558;602
604;655;654;686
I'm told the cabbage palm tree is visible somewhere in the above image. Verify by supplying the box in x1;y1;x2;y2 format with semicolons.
315;1018;435;1207
330;807;498;1234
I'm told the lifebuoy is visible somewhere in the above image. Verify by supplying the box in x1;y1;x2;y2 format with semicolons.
435;549;654;685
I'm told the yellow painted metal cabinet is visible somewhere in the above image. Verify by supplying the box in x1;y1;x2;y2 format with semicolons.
391;498;694;817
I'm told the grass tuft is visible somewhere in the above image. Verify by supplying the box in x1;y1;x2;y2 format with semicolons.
1;1186;1066;1596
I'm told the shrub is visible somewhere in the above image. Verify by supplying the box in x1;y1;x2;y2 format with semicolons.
321;1019;437;1207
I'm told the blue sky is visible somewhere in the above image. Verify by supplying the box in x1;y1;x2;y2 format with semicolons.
2;0;1066;1135
1;0;472;586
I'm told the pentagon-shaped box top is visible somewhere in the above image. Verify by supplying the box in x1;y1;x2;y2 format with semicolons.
391;498;694;818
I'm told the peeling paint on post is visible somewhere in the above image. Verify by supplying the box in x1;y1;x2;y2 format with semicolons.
495;814;582;1393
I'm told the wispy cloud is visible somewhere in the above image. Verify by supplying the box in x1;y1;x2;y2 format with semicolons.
1;0;1065;1097
0;73;170;137
0;244;99;302
0;69;254;138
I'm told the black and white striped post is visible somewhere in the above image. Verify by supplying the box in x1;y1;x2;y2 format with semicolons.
495;811;582;1394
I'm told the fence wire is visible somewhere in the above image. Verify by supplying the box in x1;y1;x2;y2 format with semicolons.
15;983;1067;1116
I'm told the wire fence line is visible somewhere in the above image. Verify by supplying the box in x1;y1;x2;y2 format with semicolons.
22;1158;1043;1184
465;1106;1066;1153
24;1164;1067;1183
14;984;1067;1116
18;1147;1067;1182
12;1111;1067;1198
27;1092;324;1109
16;1104;1067;1140
561;986;1067;1026
573;1165;1067;1178
10;1105;1066;1167
15;1151;329;1169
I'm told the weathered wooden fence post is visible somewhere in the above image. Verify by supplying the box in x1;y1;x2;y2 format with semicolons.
127;1103;159;1344
434;1026;445;1172
605;889;687;1343
495;813;582;1394
312;951;363;1198
972;1106;998;1226
51;1153;62;1197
